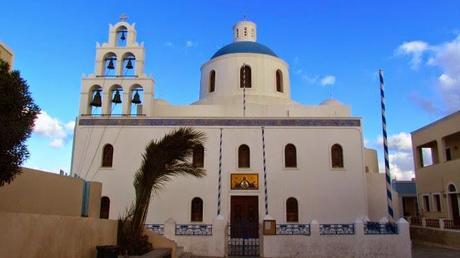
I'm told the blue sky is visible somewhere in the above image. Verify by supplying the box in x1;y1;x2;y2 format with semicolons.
2;0;459;179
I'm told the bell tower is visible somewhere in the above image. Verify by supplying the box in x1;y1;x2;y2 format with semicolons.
79;15;154;117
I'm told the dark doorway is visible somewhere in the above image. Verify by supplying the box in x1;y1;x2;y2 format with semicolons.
229;196;259;256
100;196;110;219
451;194;460;225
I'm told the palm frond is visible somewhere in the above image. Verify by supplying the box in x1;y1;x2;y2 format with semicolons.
119;127;207;255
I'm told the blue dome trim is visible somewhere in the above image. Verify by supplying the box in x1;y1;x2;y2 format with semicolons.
211;41;278;59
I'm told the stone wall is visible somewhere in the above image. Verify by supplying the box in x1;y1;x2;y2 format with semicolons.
410;226;460;250
0;211;118;258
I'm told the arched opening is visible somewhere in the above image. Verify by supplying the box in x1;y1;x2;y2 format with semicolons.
100;196;110;219
103;52;117;76
116;26;128;47
191;197;203;222
122;52;136;76
286;197;299;222
240;65;252;88
276;69;283;92
238;144;250;168
448;184;460;225
209;70;216;92
193;144;204;168
88;85;102;115
129;85;143;116
285;144;297;168
102;144;113;167
109;85;123;116
331;144;344;168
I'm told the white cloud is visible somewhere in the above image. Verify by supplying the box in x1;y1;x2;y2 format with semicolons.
397;36;460;113
50;138;65;148
185;40;196;48
301;74;319;84
164;41;173;47
374;132;414;180
396;41;429;69
385;132;412;152
65;121;75;131
33;111;74;148
320;75;336;86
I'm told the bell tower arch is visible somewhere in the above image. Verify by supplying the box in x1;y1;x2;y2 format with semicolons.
79;15;154;116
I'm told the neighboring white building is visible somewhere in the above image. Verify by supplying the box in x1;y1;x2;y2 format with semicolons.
71;18;411;257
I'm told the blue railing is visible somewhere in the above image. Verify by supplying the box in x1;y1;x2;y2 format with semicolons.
276;224;310;235
145;224;164;235
364;222;398;235
320;224;355;235
175;224;212;236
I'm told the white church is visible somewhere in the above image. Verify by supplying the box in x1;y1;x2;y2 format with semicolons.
71;17;411;257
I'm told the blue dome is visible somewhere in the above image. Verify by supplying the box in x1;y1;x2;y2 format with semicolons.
211;41;278;59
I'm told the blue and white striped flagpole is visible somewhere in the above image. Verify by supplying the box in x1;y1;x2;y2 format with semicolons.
379;69;394;219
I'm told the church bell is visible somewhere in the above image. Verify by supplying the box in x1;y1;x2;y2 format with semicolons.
120;31;126;41
112;89;122;104
90;91;102;107
126;59;134;69
107;59;115;70
132;90;141;104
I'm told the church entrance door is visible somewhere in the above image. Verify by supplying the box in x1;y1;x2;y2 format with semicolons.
228;196;259;256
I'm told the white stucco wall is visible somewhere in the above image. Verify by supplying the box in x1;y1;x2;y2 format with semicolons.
73;122;368;224
263;220;411;258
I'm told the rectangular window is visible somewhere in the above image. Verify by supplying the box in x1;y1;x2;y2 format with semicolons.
423;195;430;212
417;141;439;167
433;194;441;212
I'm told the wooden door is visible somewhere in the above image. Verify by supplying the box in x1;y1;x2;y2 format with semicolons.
230;196;259;238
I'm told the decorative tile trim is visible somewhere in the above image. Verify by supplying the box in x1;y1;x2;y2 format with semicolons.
364;222;398;235
145;224;164;235
276;224;310;235
79;118;361;127
175;224;212;236
320;224;355;235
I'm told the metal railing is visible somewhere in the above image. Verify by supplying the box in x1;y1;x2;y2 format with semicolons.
320;224;355;235
364;222;398;235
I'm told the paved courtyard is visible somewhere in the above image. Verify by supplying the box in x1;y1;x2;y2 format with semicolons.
412;242;460;258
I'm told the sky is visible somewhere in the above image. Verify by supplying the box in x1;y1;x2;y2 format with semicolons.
1;0;459;180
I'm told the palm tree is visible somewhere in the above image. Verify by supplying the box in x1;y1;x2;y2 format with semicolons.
118;127;206;255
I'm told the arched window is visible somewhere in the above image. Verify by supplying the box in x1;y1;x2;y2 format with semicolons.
240;65;252;88
103;53;117;76
276;69;283;92
209;70;216;92
448;184;457;192
102;144;113;167
122;53;136;76
129;85;143;116
285;144;297;168
191;197;203;222
100;196;110;219
110;85;123;115
238;144;250;168
286;197;298;222
88;85;102;115
331;144;344;168
116;26;128;47
193;144;204;168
